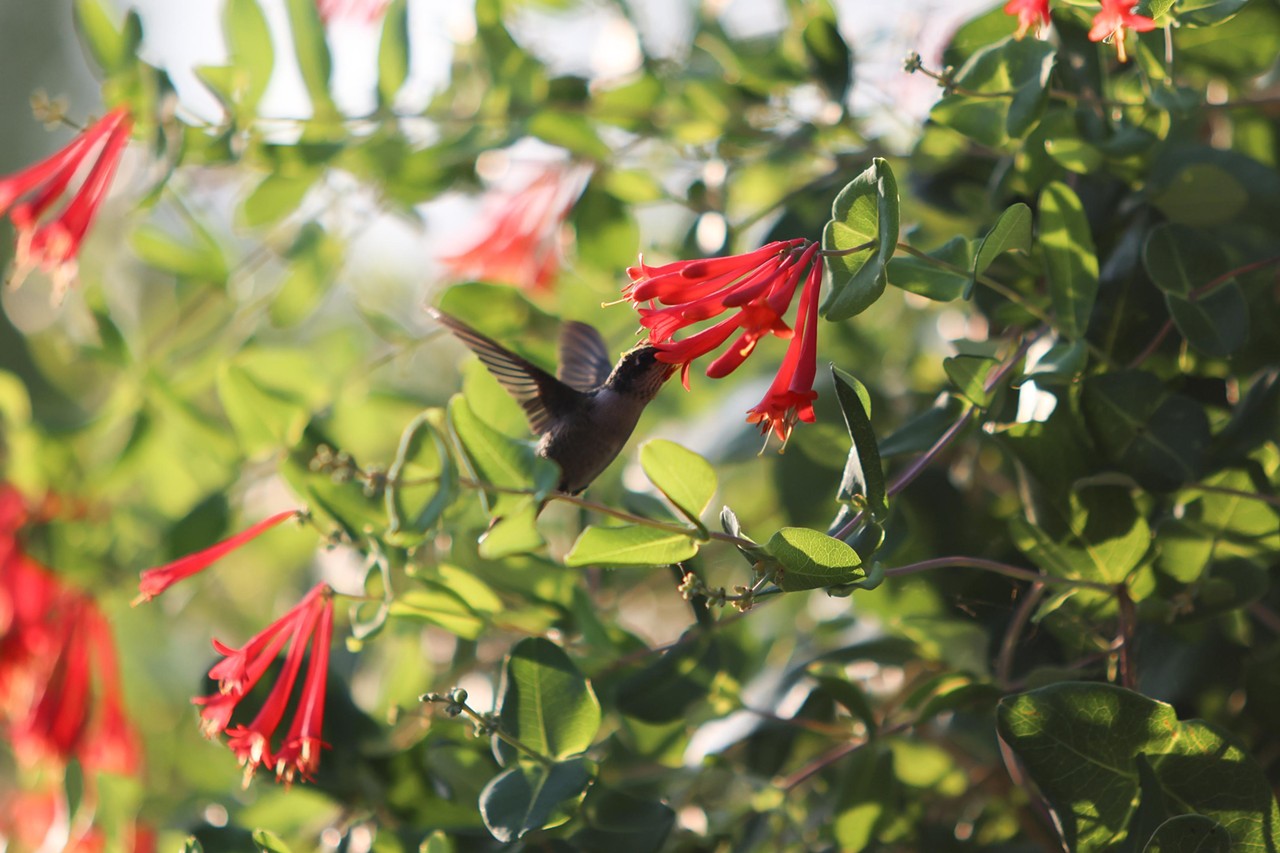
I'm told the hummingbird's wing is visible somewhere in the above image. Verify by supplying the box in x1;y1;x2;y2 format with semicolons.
429;308;586;435
557;321;613;392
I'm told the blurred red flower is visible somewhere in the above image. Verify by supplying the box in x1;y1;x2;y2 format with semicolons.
316;0;391;24
0;107;132;303
1003;0;1050;38
624;239;825;446
439;163;591;292
1088;0;1156;62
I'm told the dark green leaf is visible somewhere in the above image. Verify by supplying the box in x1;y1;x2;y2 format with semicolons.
802;2;851;103
886;236;972;302
564;525;699;568
1039;181;1099;341
765;527;865;591
640;439;716;528
930;37;1055;144
479;758;591;843
1010;485;1150;585
572;787;676;853
971;202;1032;297
1143;816;1230;853
1165;285;1250;358
998;683;1280;852
943;355;997;407
831;367;887;520
448;396;558;516
497;638;601;761
1081;371;1211;492
821;158;899;321
615;633;720;723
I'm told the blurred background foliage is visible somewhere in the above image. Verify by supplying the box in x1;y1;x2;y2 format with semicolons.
0;0;1278;851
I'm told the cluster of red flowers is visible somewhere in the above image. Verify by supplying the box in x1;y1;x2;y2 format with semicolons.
135;509;336;787
624;239;825;445
439;163;591;293
1004;0;1156;62
0;484;147;852
0;107;132;303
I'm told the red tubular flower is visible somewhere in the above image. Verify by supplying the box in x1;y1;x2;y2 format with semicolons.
0;107;132;303
1088;0;1156;63
1004;0;1051;39
193;584;335;787
133;509;300;605
439;163;591;292
745;255;824;446
315;0;391;24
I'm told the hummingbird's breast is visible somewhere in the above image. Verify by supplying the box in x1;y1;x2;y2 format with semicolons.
538;388;651;494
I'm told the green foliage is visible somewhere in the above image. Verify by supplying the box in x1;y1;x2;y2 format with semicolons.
4;0;1280;850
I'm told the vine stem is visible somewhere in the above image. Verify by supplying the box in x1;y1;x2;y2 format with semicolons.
995;582;1046;689
830;331;1039;542
1128;253;1280;368
425;695;554;768
451;476;754;548
883;557;1115;594
779;722;909;791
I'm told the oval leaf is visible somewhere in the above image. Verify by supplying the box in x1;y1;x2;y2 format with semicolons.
564;525;699;568
764;527;865;591
497;638;601;761
821;158;900;321
640;439;716;527
1039;182;1099;341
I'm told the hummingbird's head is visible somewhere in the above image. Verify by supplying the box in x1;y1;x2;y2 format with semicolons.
607;344;677;399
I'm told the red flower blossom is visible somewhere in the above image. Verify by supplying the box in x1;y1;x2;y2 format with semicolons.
745;254;824;444
1088;0;1156;63
624;239;826;446
194;583;335;787
1004;0;1051;39
133;509;300;605
0;107;132;303
439;163;591;292
315;0;390;24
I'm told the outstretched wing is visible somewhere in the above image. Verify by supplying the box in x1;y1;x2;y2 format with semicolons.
428;308;585;434
557;321;613;392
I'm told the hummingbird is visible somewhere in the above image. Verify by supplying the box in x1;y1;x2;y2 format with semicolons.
428;308;676;494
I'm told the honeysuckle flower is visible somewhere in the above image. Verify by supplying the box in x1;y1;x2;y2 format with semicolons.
133;509;301;605
1004;0;1051;39
439;163;592;292
1088;0;1156;63
624;239;825;447
194;583;335;787
745;253;823;444
0;106;132;303
316;0;391;24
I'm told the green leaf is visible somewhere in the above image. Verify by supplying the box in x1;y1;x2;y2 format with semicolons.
1142;223;1249;357
886;236;972;301
270;223;344;327
252;829;293;853
998;683;1280;852
572;787;676;853
479;500;545;559
564;525;699;568
1039;181;1099;341
764;527;865;591
802;2;851;103
639;439;716;528
831;367;887;521
239;172;318;229
388;586;486;640
216;363;309;456
479;758;591;843
971;202;1032;298
1143;816;1231;853
283;0;338;122
448;396;559;516
1022;340;1087;385
1081;371;1210;492
377;0;410;107
385;411;454;546
497;638;601;760
73;0;142;75
1165;286;1250;359
821;158;900;321
418;830;454;853
130;225;229;283
181;837;205;853
1171;0;1250;26
615;633;721;723
1142;224;1225;297
528;111;610;160
224;0;274;115
943;355;997;407
1010;485;1151;586
930;37;1055;144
